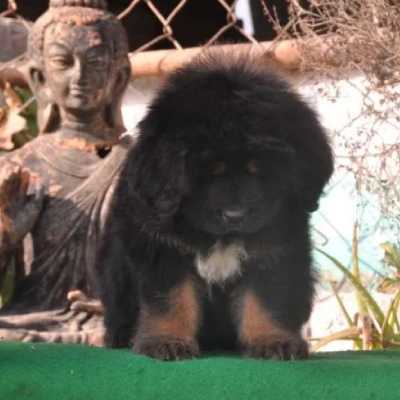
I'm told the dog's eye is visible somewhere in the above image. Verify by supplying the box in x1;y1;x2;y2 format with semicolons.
246;161;260;174
210;161;226;175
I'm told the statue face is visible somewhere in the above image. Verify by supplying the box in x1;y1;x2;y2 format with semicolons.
43;23;113;112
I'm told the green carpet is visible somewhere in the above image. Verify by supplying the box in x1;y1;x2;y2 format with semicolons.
1;341;399;400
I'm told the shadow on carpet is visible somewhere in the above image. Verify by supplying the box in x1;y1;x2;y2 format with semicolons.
1;341;399;400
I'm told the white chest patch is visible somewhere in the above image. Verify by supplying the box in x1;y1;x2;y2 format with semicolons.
195;240;248;284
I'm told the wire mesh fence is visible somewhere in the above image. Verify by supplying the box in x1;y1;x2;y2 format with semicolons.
0;0;269;54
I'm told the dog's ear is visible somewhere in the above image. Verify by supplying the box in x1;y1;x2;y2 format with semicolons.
120;134;189;232
291;114;334;213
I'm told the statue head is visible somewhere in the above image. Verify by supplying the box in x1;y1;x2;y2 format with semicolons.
27;0;130;136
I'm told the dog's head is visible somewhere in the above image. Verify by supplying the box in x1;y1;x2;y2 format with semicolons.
121;51;334;235
178;145;296;235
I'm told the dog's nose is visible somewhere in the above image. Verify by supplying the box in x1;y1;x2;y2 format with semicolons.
221;208;248;223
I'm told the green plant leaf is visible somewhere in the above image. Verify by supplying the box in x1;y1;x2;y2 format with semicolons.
352;222;368;316
328;280;363;350
388;289;400;334
311;327;361;352
380;242;400;272
378;277;400;293
315;247;389;336
328;280;355;328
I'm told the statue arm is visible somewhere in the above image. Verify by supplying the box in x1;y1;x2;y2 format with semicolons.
0;161;44;279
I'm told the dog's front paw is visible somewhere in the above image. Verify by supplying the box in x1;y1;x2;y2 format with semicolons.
132;336;200;361
244;334;309;361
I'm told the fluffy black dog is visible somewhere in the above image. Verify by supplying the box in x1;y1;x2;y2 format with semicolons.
98;50;334;361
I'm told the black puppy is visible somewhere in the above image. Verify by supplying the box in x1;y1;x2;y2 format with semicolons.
98;50;334;361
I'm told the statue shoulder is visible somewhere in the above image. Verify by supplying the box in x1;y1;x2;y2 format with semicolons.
0;136;47;171
0;148;27;169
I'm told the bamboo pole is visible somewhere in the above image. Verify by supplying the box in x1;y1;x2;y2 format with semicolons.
1;36;336;86
128;38;304;77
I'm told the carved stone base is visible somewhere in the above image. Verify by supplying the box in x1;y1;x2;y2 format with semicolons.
0;290;105;346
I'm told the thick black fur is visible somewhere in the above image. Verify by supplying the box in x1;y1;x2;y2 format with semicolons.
98;50;334;361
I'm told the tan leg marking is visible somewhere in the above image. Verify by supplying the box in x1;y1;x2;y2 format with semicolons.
239;290;284;344
137;279;200;341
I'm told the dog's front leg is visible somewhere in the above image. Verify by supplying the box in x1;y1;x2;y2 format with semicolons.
233;287;309;361
231;253;313;361
132;250;201;361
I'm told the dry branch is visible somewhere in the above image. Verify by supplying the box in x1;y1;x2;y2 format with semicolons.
261;0;400;234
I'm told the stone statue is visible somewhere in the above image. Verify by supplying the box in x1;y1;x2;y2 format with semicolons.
0;0;131;345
